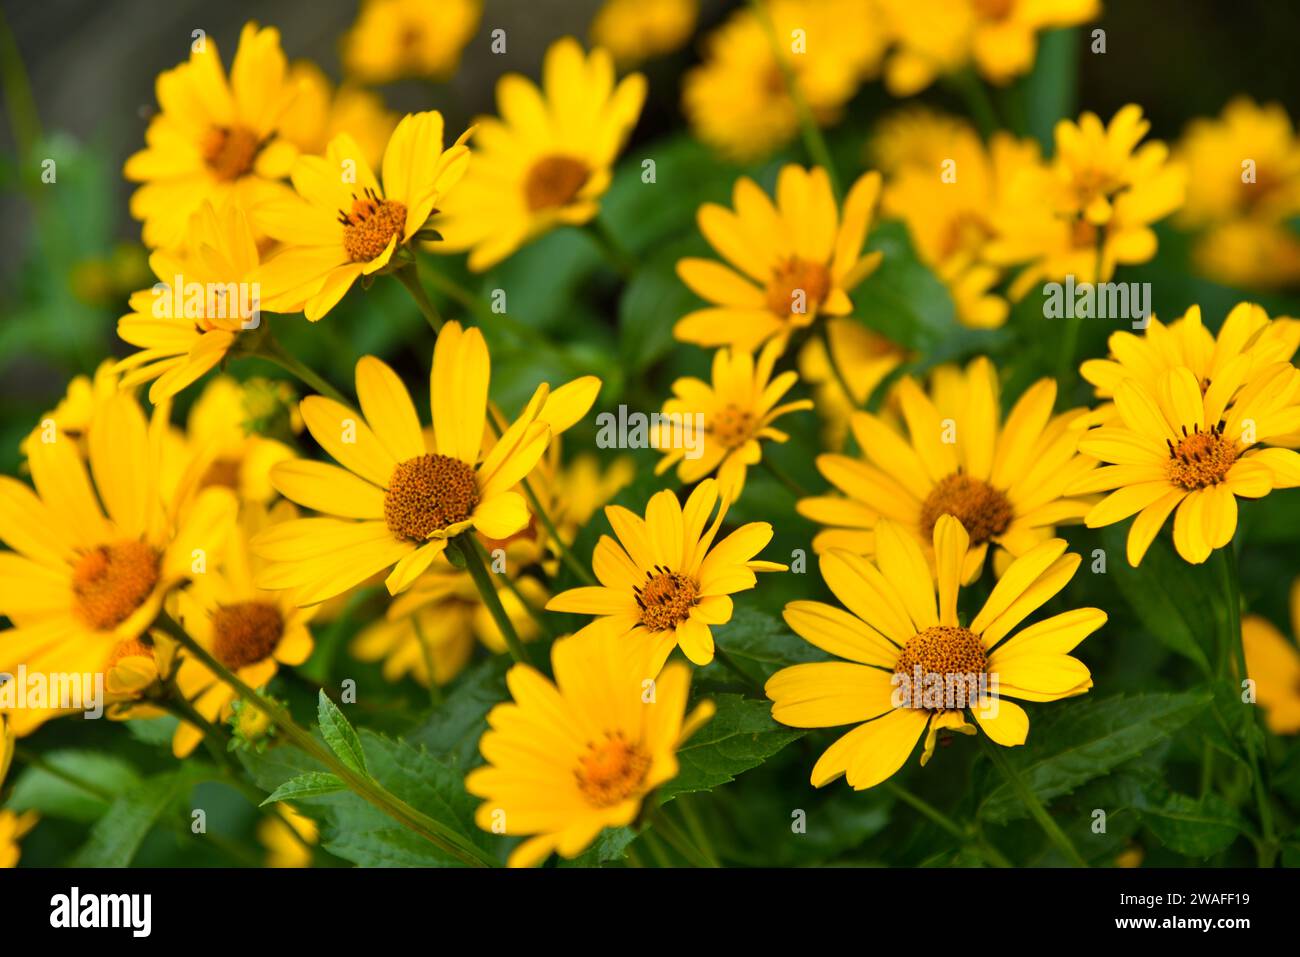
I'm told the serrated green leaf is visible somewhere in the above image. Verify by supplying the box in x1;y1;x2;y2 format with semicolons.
318;690;368;776
406;655;510;769
261;772;346;806
70;766;204;867
701;607;829;686
1138;791;1246;859
979;691;1211;824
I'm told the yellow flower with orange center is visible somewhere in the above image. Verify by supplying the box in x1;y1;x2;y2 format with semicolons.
590;0;697;67
675;165;884;353
256;111;471;320
342;0;481;84
465;631;714;867
434;38;646;272
279;61;398;171
768;515;1103;789
1242;578;1300;735
124;22;301;249
546;479;785;671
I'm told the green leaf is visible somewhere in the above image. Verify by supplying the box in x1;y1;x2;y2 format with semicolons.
70;767;203;867
657;694;803;802
1137;790;1246;859
261;772;346;806
701;606;829;686
617;238;704;374
317;690;368;776
7;751;141;823
978;691;1211;824
407;655;510;769
561;826;638;867
1023;28;1080;152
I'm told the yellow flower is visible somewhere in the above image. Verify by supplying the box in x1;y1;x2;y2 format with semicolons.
465;632;714;867
258;803;319;868
880;0;1099;94
253;323;598;604
278;61;398;170
171;502;316;758
1175;97;1300;288
800;358;1095;579
1071;363;1300;565
342;0;481;84
796;318;907;449
547;479;784;671
656;339;813;498
590;0;697;68
116;201;270;402
1080;303;1300;428
0;393;237;735
675;166;883;352
682;0;886;162
1243;578;1300;734
877;110;1043;328
256;112;471;321
352;560;547;686
1;717;38;868
768;515;1103;789
987;104;1186;297
124;22;300;249
20;360;119;459
435;38;646;272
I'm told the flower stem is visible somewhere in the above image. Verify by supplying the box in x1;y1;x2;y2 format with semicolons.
948;68;999;139
471;535;557;637
760;456;809;498
452;534;530;665
394;264;445;333
885;780;1011;867
980;735;1088;867
256;333;348;405
154;611;494;867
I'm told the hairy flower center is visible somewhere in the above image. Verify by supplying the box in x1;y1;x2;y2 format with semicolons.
634;566;699;632
524;155;591;211
72;541;162;631
340;189;408;262
212;601;284;670
919;474;1014;544
574;732;652;808
1166;423;1239;490
765;257;830;319
709;403;756;450
202;126;262;181
384;453;480;542
895;625;988;710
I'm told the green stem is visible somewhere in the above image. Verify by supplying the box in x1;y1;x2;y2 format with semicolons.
760;457;809;498
818;324;862;412
885;780;1011;867
472;536;556;637
649;806;717;867
155;612;493;867
748;0;840;196
453;535;530;665
677;796;722;867
394;264;445;333
981;736;1088;867
948;69;999;139
256;333;348;404
583;218;636;278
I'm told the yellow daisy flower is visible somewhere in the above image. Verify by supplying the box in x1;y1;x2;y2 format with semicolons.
465;631;715;867
800;357;1095;579
767;515;1103;790
435;38;646;272
124;22;300;249
0;392;237;735
682;0;886;162
116;201;270;402
256;112;471;321
674;166;884;353
342;0;481;85
258;803;319;868
253;322;597;604
655;338;813;498
1175;97;1300;288
279;61;398;171
879;0;1099;94
352;560;547;687
1080;303;1300;428
1243;578;1300;735
590;0;697;68
796;318;908;449
546;479;785;671
1070;363;1300;565
1;716;38;869
20;360;119;459
987;104;1186;297
170;501;317;758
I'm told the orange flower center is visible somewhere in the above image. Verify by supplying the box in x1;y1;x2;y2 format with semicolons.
765;257;830;319
524;155;591;211
340;188;408;262
107;638;155;671
635;566;699;632
200;457;241;491
384;453;480;542
201;126;262;181
1166;423;1239;490
575;732;652;808
972;0;1015;20
709;403;756;450
894;625;988;710
919;474;1014;545
212;601;284;670
72;542;162;631
1071;216;1101;249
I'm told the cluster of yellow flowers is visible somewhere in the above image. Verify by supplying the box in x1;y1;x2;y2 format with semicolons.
2;0;1300;870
